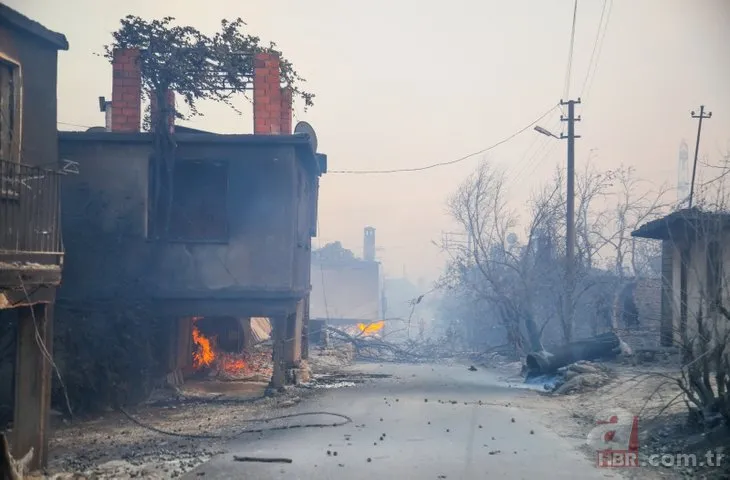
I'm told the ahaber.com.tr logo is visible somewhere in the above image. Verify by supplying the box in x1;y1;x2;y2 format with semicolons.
586;407;640;468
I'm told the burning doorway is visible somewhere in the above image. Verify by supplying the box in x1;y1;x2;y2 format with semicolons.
188;316;273;381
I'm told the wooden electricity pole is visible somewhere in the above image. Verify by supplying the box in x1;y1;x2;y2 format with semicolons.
688;105;712;208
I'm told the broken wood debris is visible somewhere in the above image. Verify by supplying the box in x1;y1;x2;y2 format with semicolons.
232;456;292;463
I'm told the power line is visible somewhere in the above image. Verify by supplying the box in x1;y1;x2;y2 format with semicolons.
580;0;613;101
563;0;579;98
579;0;608;97
328;104;558;175
503;110;563;186
508;132;561;185
503;113;561;180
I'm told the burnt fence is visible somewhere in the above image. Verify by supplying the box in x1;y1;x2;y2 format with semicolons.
0;159;62;256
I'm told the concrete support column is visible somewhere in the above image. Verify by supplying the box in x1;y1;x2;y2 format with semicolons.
167;317;192;385
240;317;254;353
13;302;53;470
301;295;310;361
284;300;304;369
269;315;287;390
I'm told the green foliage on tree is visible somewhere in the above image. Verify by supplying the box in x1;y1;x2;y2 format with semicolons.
103;15;314;238
103;15;314;124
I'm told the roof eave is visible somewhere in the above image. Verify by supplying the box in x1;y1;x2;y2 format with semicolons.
0;4;69;51
58;131;326;176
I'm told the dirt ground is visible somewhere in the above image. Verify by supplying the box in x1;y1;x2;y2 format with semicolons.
40;347;355;479
45;383;318;479
490;357;730;480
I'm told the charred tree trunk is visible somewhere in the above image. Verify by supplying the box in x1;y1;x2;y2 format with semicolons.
525;332;621;377
0;433;32;480
523;310;544;353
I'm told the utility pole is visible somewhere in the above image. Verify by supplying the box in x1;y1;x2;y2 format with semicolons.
688;105;712;208
560;98;581;341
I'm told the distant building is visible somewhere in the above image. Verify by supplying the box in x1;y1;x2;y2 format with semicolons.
309;229;381;341
632;208;730;347
677;139;689;204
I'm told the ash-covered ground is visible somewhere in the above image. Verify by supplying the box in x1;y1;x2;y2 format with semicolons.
44;348;355;480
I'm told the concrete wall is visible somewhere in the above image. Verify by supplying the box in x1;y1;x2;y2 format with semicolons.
59;137;306;302
310;260;380;322
664;232;730;347
293;161;314;291
156;143;298;296
0;23;59;167
618;276;663;351
635;277;661;329
59;140;153;299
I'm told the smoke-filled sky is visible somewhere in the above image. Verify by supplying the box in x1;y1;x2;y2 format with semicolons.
11;0;730;283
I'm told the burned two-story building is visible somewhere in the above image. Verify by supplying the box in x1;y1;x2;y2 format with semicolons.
0;4;67;469
58;50;326;389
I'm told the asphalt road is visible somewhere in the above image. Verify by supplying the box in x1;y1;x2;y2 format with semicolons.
184;363;621;480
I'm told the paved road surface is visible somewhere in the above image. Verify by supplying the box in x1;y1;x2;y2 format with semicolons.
184;363;620;479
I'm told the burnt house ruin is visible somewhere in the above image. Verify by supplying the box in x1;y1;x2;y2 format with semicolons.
57;50;326;390
0;4;68;469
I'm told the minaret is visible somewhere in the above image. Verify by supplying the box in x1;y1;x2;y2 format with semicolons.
363;227;376;262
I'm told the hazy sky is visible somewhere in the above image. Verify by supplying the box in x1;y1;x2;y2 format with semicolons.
11;0;730;283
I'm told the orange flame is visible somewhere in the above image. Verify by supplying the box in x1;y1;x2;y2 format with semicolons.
192;325;215;368
357;320;385;336
190;317;250;374
221;357;246;374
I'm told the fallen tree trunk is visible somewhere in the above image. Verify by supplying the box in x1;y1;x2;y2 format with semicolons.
525;332;621;377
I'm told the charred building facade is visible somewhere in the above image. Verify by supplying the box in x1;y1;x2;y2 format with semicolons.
58;50;326;389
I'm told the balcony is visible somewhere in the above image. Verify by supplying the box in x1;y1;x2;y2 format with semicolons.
0;159;63;288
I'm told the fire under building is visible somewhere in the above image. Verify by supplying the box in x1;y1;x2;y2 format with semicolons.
57;49;327;388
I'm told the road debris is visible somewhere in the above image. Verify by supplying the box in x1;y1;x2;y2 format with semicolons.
232;456;292;463
525;360;614;395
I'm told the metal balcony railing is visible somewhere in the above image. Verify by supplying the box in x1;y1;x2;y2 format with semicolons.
0;159;62;256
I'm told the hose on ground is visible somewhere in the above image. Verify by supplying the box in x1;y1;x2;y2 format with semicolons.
118;407;352;440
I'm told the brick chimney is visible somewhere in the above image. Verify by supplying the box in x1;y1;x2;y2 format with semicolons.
280;86;293;135
111;48;142;132
150;89;176;133
253;52;293;134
